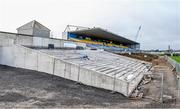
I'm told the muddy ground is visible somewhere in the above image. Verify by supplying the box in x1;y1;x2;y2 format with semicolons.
0;56;180;108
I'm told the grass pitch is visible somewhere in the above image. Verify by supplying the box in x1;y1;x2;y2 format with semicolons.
171;56;180;63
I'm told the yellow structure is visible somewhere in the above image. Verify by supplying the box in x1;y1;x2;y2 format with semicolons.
70;38;128;48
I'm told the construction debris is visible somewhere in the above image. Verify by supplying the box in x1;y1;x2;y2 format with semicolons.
163;94;176;103
130;89;144;99
141;75;152;85
130;74;152;99
163;94;173;99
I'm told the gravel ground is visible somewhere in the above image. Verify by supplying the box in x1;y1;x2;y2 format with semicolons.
0;57;179;108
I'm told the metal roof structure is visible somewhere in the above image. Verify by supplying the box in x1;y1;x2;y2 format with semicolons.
68;27;138;44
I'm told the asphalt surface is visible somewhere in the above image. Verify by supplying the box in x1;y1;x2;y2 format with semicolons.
0;65;131;108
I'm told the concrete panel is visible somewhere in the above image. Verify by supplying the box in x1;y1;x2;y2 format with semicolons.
99;74;114;91
33;28;50;38
37;52;54;74
16;35;33;46
91;71;114;91
64;63;72;80
54;59;66;78
41;38;49;47
33;37;67;48
128;73;144;96
24;48;38;70
49;39;62;48
0;32;17;39
33;37;43;47
0;46;15;67
70;64;79;81
14;45;26;69
0;38;14;46
115;78;128;96
1;44;56;75
79;68;92;85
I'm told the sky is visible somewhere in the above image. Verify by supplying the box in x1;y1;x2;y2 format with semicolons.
0;0;179;50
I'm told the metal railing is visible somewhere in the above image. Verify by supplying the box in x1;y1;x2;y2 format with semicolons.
165;56;180;73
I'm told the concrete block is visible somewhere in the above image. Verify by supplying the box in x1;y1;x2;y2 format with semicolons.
64;63;72;79
17;36;33;46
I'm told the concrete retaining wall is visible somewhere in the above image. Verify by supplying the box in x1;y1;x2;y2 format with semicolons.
165;56;180;73
0;31;86;48
0;42;131;96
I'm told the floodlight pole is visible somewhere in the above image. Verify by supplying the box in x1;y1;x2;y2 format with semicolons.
177;77;180;101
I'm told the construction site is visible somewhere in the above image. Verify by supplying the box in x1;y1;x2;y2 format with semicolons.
0;20;180;108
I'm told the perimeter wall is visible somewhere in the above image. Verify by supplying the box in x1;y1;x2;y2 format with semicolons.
0;31;86;48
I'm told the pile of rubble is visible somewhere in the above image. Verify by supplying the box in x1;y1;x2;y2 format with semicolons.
130;75;152;99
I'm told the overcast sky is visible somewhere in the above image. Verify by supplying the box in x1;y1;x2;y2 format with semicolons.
0;0;179;50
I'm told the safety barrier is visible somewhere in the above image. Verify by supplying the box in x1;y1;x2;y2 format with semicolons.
165;56;180;73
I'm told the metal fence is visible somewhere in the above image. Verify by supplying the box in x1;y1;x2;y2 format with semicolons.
165;56;180;73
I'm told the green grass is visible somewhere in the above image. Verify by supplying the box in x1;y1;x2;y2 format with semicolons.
171;56;180;63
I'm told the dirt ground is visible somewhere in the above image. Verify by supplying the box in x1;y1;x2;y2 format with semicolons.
142;56;179;108
0;56;180;108
118;53;158;62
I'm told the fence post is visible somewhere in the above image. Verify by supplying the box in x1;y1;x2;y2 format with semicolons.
177;77;180;101
176;63;180;73
160;73;164;103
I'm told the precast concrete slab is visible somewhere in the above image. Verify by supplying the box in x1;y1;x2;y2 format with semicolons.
38;49;152;96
